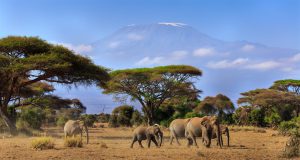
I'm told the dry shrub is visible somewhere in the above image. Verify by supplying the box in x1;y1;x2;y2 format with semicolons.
100;142;108;148
254;128;266;133
31;137;55;150
64;136;83;148
283;132;300;158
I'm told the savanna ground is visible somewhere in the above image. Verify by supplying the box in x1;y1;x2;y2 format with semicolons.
0;126;292;160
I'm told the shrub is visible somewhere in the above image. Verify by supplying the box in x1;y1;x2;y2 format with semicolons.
249;109;265;127
56;116;68;127
80;114;97;127
277;117;300;135
18;107;45;129
283;131;300;158
64;136;83;147
130;110;143;126
184;112;202;118
264;112;281;128
108;114;119;128
31;137;55;150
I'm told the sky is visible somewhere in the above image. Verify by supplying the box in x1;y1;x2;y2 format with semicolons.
1;0;300;113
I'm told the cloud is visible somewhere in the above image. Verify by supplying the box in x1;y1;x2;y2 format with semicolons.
193;48;214;57
241;44;255;52
206;58;249;69
158;22;187;27
135;56;164;66
171;50;188;60
108;41;120;48
135;50;188;66
246;61;281;70
51;41;92;53
127;33;144;41
289;53;300;62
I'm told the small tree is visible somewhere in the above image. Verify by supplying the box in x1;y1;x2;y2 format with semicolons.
110;105;134;127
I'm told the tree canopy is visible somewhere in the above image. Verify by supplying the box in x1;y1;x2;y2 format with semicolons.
102;65;202;125
195;94;234;116
0;36;110;134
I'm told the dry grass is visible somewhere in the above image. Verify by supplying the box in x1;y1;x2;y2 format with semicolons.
0;127;290;160
64;136;83;148
31;137;55;150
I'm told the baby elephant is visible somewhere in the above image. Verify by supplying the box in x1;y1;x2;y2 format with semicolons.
130;124;163;148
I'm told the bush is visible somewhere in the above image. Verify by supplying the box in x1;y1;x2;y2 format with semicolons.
283;131;300;158
130;110;143;126
31;137;55;150
56;116;68;127
108;114;119;128
279;117;300;135
249;109;265;127
264;112;281;128
64;136;83;147
184;112;202;118
80;114;97;127
18;107;45;129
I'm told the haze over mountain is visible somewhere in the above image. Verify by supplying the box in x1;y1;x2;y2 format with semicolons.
55;23;300;113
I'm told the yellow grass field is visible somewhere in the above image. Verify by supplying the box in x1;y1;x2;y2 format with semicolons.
0;126;291;160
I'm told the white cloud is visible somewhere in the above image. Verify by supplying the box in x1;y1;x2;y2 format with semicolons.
135;50;188;66
289;53;300;62
193;48;215;57
246;61;281;70
127;33;144;41
171;50;188;60
206;58;249;69
51;41;92;53
135;56;164;66
241;44;255;52
108;41;120;49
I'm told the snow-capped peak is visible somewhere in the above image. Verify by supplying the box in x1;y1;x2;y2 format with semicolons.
158;22;187;27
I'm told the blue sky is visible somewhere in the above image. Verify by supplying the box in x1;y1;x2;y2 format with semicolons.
1;0;300;113
1;0;299;49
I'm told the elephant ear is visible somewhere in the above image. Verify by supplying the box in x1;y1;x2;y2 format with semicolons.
201;120;209;127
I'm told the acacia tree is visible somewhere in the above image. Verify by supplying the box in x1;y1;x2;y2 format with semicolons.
0;36;109;134
195;94;234;116
238;89;300;120
102;65;202;125
271;79;300;116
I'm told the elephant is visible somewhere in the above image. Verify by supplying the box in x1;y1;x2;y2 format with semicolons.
64;120;89;144
130;124;163;148
211;124;230;147
185;116;222;148
169;118;191;145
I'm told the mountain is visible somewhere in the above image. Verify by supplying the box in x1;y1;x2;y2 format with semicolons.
56;23;300;113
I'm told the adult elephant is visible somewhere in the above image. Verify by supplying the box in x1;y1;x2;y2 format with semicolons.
169;118;191;145
64;120;89;144
185;116;222;148
130;124;163;148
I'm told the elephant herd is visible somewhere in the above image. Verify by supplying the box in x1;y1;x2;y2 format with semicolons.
62;116;229;149
131;116;230;149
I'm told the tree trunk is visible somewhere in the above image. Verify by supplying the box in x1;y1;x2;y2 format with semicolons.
0;106;17;135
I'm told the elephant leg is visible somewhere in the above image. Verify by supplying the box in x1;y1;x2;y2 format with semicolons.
174;134;181;146
131;137;137;148
151;137;159;147
138;140;144;148
147;136;152;148
192;136;198;148
169;135;174;145
186;137;193;147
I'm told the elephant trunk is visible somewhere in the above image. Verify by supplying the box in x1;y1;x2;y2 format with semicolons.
215;125;222;148
84;123;89;144
159;131;163;147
